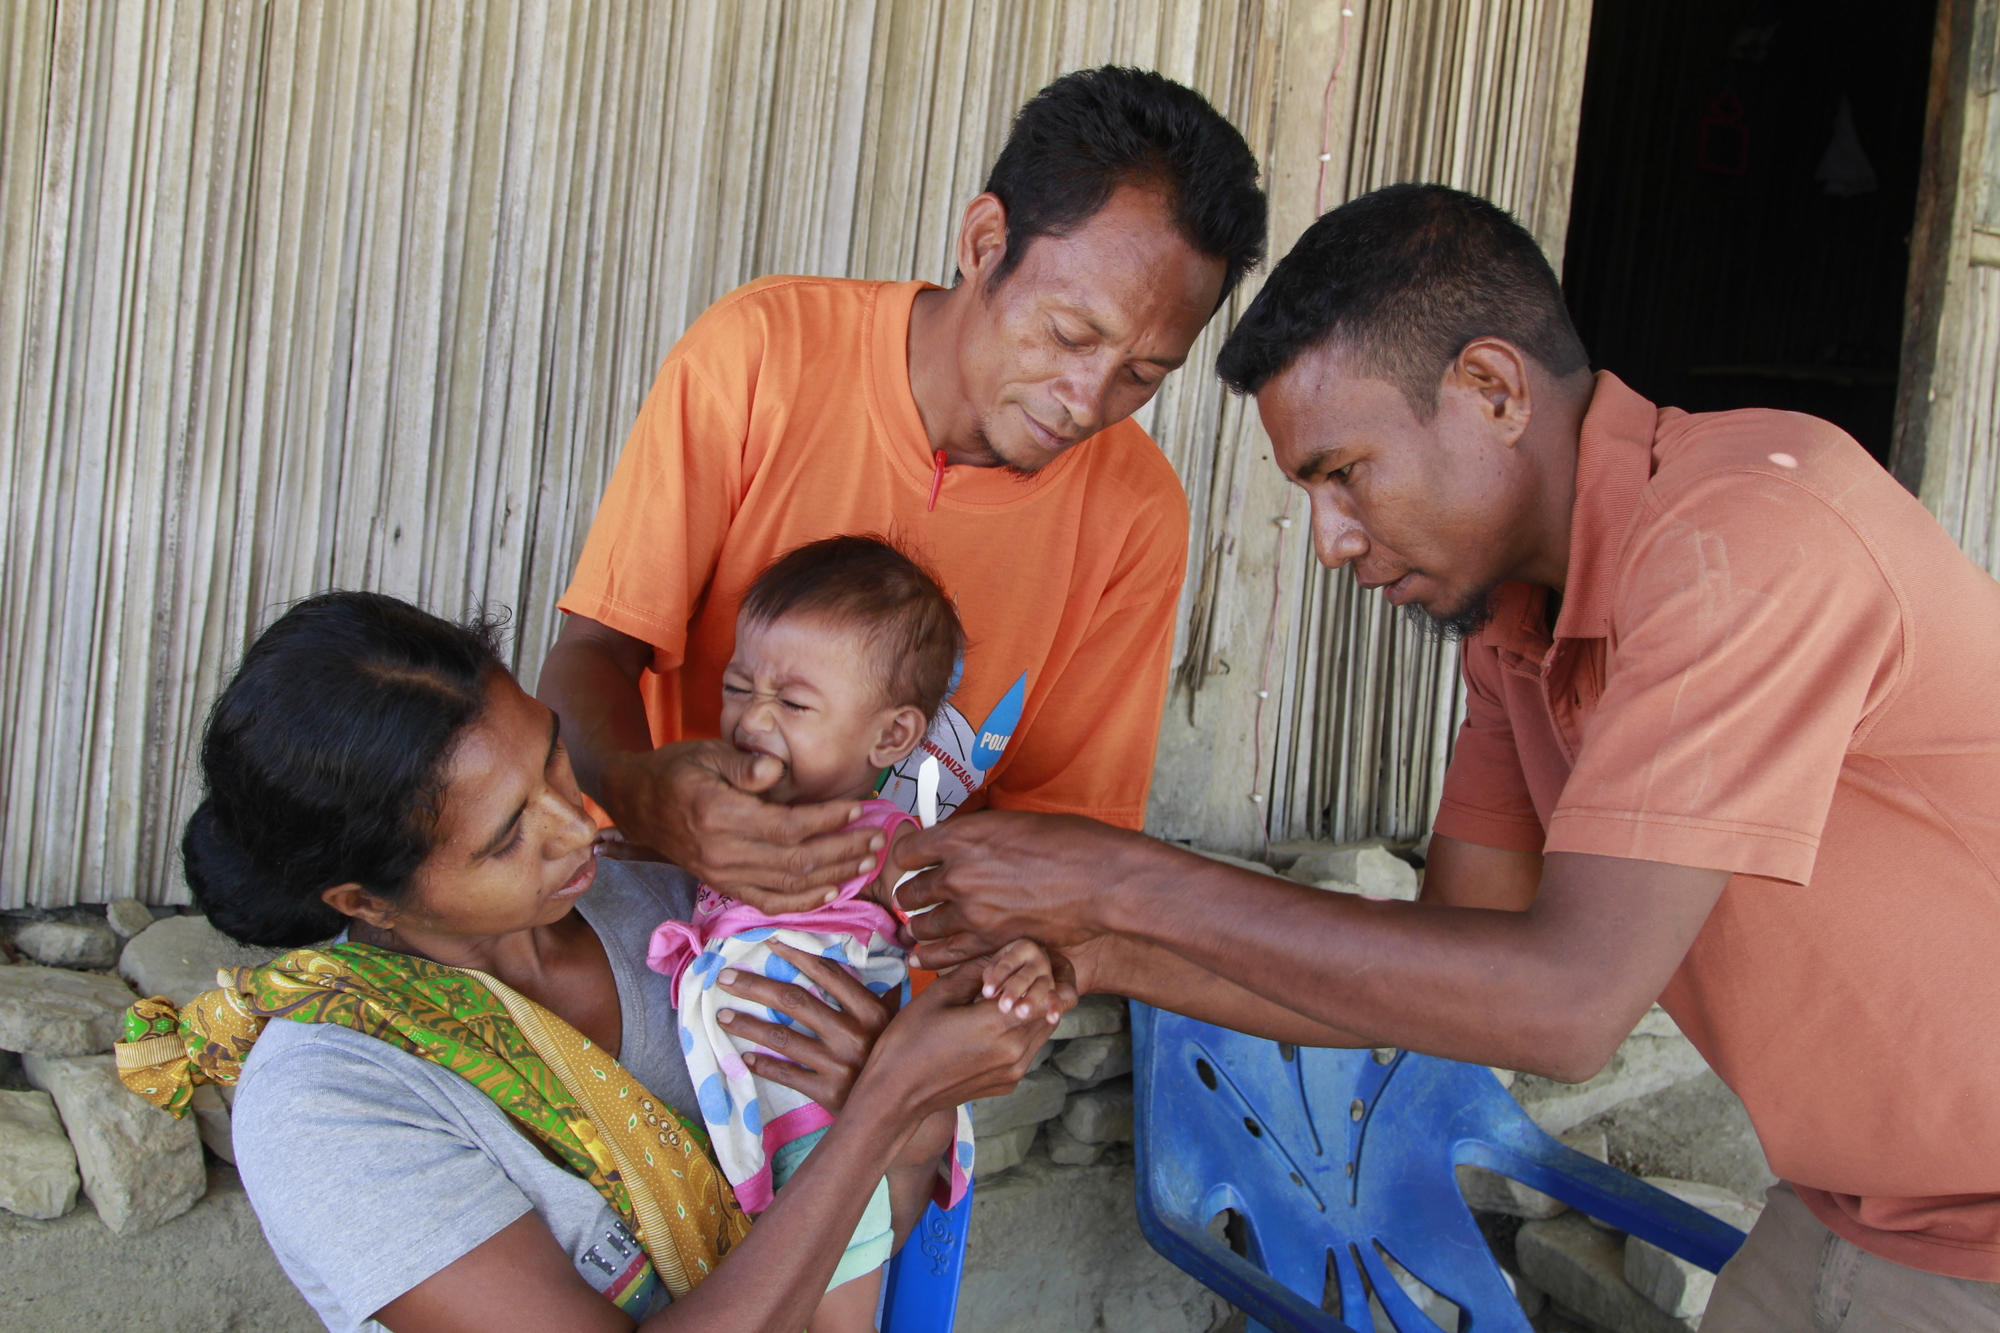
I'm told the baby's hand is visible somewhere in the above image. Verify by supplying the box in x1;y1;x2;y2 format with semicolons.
977;939;1062;1026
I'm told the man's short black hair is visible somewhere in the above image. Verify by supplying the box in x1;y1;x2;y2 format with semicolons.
1215;184;1589;416
980;66;1266;305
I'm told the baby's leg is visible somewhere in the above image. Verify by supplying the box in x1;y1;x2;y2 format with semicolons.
803;1108;955;1332
808;1268;882;1333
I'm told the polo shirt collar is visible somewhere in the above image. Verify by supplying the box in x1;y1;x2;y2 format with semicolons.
1481;371;1659;659
1554;372;1659;640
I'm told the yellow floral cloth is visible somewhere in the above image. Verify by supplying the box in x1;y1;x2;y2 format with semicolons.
115;942;749;1299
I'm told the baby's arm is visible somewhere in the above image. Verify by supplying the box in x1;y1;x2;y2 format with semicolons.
863;820;917;912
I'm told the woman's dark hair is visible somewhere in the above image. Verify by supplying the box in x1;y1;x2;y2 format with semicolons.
1216;183;1590;417
740;535;966;724
183;591;505;947
977;65;1267;305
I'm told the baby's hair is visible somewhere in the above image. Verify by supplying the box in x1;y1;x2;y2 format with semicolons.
740;535;966;722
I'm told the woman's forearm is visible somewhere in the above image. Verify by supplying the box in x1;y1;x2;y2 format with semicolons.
644;1091;915;1333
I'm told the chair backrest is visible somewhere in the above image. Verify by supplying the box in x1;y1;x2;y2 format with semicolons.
880;1184;974;1332
1130;1004;1746;1333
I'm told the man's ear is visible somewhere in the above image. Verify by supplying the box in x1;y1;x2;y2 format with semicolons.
955;193;1010;291
1452;338;1534;445
321;881;399;932
868;706;931;770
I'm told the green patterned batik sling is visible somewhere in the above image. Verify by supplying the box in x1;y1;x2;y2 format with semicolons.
115;941;749;1299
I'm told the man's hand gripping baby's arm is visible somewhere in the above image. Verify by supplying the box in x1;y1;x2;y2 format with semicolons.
867;824;1071;1027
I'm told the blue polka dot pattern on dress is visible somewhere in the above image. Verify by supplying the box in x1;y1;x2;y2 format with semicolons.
658;889;971;1223
697;1073;733;1126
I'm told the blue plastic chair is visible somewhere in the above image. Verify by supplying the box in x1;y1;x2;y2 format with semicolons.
1131;1004;1747;1332
880;1183;974;1331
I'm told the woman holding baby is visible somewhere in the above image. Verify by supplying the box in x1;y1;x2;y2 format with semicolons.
114;537;1068;1333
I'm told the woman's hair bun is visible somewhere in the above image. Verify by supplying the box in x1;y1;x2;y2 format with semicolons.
182;591;505;948
182;798;344;948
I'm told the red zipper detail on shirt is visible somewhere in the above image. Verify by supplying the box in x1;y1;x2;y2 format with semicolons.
928;449;947;511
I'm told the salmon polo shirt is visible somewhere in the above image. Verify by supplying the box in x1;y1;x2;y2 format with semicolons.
558;276;1189;829
1433;372;2000;1280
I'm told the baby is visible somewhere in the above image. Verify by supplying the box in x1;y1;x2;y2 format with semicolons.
647;534;1057;1331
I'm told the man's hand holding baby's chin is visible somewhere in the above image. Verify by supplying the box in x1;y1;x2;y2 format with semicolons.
612;739;883;910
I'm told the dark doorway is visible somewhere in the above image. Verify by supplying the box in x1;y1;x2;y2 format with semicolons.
1561;0;1939;464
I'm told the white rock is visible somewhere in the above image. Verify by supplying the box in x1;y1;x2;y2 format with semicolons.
1457;1127;1607;1220
1624;1178;1762;1320
117;915;277;1008
23;1053;205;1235
973;1122;1038;1176
0;965;137;1055
14;920;119;969
1513;1272;1548;1318
1286;844;1419;900
1185;847;1280;876
1043;1117;1105;1167
1025;1040;1054;1073
1050;993;1124;1041
190;1084;234;1165
1053;1032;1131;1090
104;899;157;940
968;1067;1068;1138
0;1089;80;1219
1510;1029;1712;1137
1517;1213;1695;1333
1059;1081;1134;1146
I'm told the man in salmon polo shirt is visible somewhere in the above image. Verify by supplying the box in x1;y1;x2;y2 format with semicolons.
893;184;2000;1329
539;67;1266;905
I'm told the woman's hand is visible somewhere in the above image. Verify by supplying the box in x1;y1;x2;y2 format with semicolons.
715;941;894;1114
718;940;1080;1123
858;945;1079;1118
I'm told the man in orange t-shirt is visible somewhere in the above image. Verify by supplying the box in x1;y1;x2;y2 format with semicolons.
898;185;2000;1327
539;68;1266;905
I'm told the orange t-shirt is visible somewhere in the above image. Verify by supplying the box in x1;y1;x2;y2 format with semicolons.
557;276;1189;829
1433;372;2000;1280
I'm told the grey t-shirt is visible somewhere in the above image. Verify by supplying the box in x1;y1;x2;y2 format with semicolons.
232;860;699;1331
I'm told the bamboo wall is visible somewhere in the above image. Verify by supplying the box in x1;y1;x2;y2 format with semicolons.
1913;16;2000;576
1150;0;1592;855
0;0;1590;906
1894;0;2000;577
1929;263;2000;571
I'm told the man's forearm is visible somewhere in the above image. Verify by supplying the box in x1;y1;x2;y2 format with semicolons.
1097;843;1724;1080
1082;934;1372;1048
536;631;655;805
